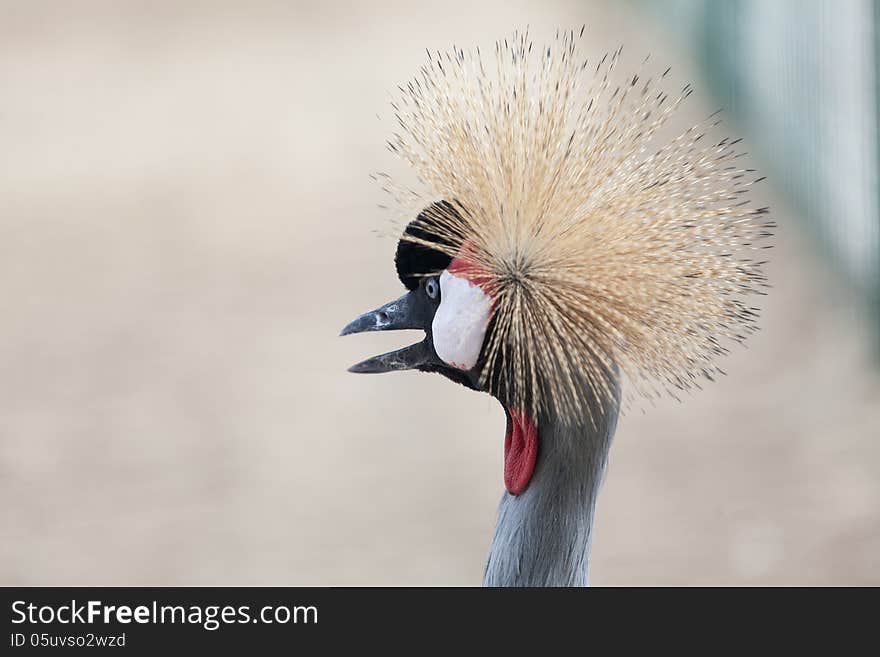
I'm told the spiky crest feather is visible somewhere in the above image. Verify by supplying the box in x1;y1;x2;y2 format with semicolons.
379;29;773;427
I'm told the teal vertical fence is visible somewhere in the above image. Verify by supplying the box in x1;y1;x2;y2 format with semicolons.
641;0;880;345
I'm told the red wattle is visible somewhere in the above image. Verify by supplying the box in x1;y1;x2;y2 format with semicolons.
503;408;538;495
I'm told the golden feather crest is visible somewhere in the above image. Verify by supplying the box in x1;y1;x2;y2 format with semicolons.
379;29;773;427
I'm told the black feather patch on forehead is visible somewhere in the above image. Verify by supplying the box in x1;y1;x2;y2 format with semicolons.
394;201;460;290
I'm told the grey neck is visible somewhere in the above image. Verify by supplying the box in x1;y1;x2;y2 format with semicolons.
482;398;619;587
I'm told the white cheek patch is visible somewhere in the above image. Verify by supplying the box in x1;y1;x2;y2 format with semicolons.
432;270;492;371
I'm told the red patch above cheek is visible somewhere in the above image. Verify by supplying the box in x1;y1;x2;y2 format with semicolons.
447;242;495;298
503;409;538;495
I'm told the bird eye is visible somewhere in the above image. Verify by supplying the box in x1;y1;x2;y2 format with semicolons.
425;277;439;300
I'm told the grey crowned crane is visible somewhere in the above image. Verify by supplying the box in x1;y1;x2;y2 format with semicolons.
341;31;773;587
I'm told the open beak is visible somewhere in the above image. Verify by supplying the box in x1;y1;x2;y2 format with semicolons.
340;291;435;374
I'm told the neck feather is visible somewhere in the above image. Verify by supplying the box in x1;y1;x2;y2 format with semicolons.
483;395;619;587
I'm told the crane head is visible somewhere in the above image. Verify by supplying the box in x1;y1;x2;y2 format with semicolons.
338;31;773;496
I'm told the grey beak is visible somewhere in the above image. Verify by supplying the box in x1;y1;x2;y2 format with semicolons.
346;340;433;373
339;293;420;336
340;290;437;374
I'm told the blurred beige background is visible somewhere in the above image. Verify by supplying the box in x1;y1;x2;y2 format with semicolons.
1;0;878;585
